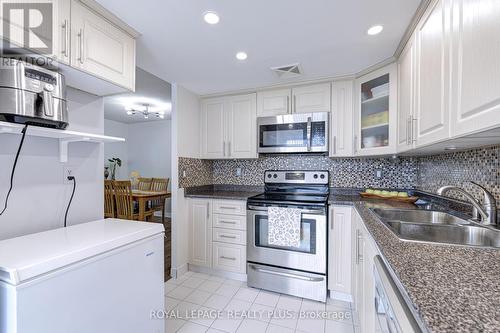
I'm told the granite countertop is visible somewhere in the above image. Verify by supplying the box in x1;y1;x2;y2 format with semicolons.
184;185;263;201
184;186;500;331
329;192;500;333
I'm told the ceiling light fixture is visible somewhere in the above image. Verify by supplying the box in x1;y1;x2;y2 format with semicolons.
236;52;248;60
203;11;220;25
367;25;384;35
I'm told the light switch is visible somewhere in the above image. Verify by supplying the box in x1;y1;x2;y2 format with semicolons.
236;168;242;177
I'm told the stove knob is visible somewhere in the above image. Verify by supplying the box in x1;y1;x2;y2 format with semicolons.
267;174;272;178
313;174;318;179
273;174;278;179
320;174;325;179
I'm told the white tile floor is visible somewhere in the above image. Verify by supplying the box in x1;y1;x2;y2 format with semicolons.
165;271;358;333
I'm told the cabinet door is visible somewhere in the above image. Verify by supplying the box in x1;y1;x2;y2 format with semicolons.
360;238;378;332
450;0;500;136
292;83;331;113
188;199;212;267
71;0;135;91
330;80;354;157
397;34;416;152
328;206;352;297
54;0;71;64
415;0;450;146
201;97;226;159
354;64;398;156
227;93;257;159
256;89;291;116
350;211;364;312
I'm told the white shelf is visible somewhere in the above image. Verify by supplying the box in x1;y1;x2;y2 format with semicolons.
361;123;389;131
0;121;125;162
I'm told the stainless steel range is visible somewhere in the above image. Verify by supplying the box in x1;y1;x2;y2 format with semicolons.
246;170;329;302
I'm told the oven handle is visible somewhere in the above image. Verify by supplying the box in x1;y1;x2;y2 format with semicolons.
249;264;324;282
306;116;312;151
247;205;325;215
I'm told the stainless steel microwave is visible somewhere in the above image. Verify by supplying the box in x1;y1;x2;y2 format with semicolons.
257;112;329;153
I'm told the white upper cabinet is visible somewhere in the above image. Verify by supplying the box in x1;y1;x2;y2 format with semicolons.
71;0;136;91
54;0;71;64
257;89;291;116
330;80;354;157
201;97;226;159
292;83;331;114
449;0;500;136
226;94;257;159
201;94;258;159
415;0;450;146
354;64;398;156
397;34;416;152
257;83;331;117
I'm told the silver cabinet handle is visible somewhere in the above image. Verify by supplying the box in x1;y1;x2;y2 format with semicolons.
286;96;290;114
332;135;337;155
356;229;364;264
220;235;237;239
220;206;236;210
61;20;69;57
206;202;210;219
407;116;411;145
219;220;236;224
228;141;231;157
306;116;312;151
220;256;236;261
293;95;297;113
249;265;324;282
353;135;358;154
78;29;84;64
411;118;417;143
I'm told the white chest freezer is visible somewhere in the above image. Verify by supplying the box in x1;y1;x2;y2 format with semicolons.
0;219;165;333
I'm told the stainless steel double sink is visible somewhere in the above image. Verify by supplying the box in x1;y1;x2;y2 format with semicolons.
371;208;500;248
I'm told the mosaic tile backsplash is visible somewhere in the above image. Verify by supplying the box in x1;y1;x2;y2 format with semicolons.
416;145;500;206
179;145;499;206
212;155;418;188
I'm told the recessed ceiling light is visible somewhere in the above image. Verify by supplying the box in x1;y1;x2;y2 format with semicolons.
203;11;220;25
444;146;459;151
367;25;384;35
236;52;248;60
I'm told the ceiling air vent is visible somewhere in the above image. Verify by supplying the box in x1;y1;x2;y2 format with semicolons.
271;63;302;78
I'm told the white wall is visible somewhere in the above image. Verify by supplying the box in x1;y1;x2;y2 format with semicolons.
171;84;200;277
104;119;129;179
0;88;104;241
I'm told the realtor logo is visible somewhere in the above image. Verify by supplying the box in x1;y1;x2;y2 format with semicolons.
2;1;53;56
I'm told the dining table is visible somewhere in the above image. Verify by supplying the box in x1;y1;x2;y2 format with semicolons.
131;189;171;221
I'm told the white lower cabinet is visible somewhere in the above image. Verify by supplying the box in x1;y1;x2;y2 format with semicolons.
188;198;247;275
351;210;380;332
212;242;246;273
328;206;353;299
188;199;212;268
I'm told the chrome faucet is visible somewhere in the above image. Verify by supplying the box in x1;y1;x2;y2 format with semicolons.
437;182;497;226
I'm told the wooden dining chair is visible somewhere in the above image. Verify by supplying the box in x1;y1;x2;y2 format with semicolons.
137;178;153;191
151;178;169;222
112;180;153;221
104;180;115;218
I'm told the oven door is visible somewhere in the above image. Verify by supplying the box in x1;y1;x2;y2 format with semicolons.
246;205;327;274
257;112;329;153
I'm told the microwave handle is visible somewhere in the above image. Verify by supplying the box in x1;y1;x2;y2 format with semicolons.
306;116;312;151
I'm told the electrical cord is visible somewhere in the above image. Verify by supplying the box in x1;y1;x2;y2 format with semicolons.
64;176;76;228
0;124;29;216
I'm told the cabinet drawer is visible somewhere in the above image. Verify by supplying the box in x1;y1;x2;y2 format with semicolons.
213;214;246;230
212;242;246;273
213;228;246;245
212;200;246;216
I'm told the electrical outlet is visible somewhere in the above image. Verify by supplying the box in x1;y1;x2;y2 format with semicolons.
375;169;383;179
63;166;75;184
182;170;187;178
236;168;242;177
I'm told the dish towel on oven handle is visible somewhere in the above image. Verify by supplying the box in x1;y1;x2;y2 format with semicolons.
267;206;302;248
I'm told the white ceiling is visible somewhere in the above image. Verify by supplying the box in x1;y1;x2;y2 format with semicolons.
96;0;421;95
104;68;172;123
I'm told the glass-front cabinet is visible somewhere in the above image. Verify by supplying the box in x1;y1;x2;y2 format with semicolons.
354;64;398;156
